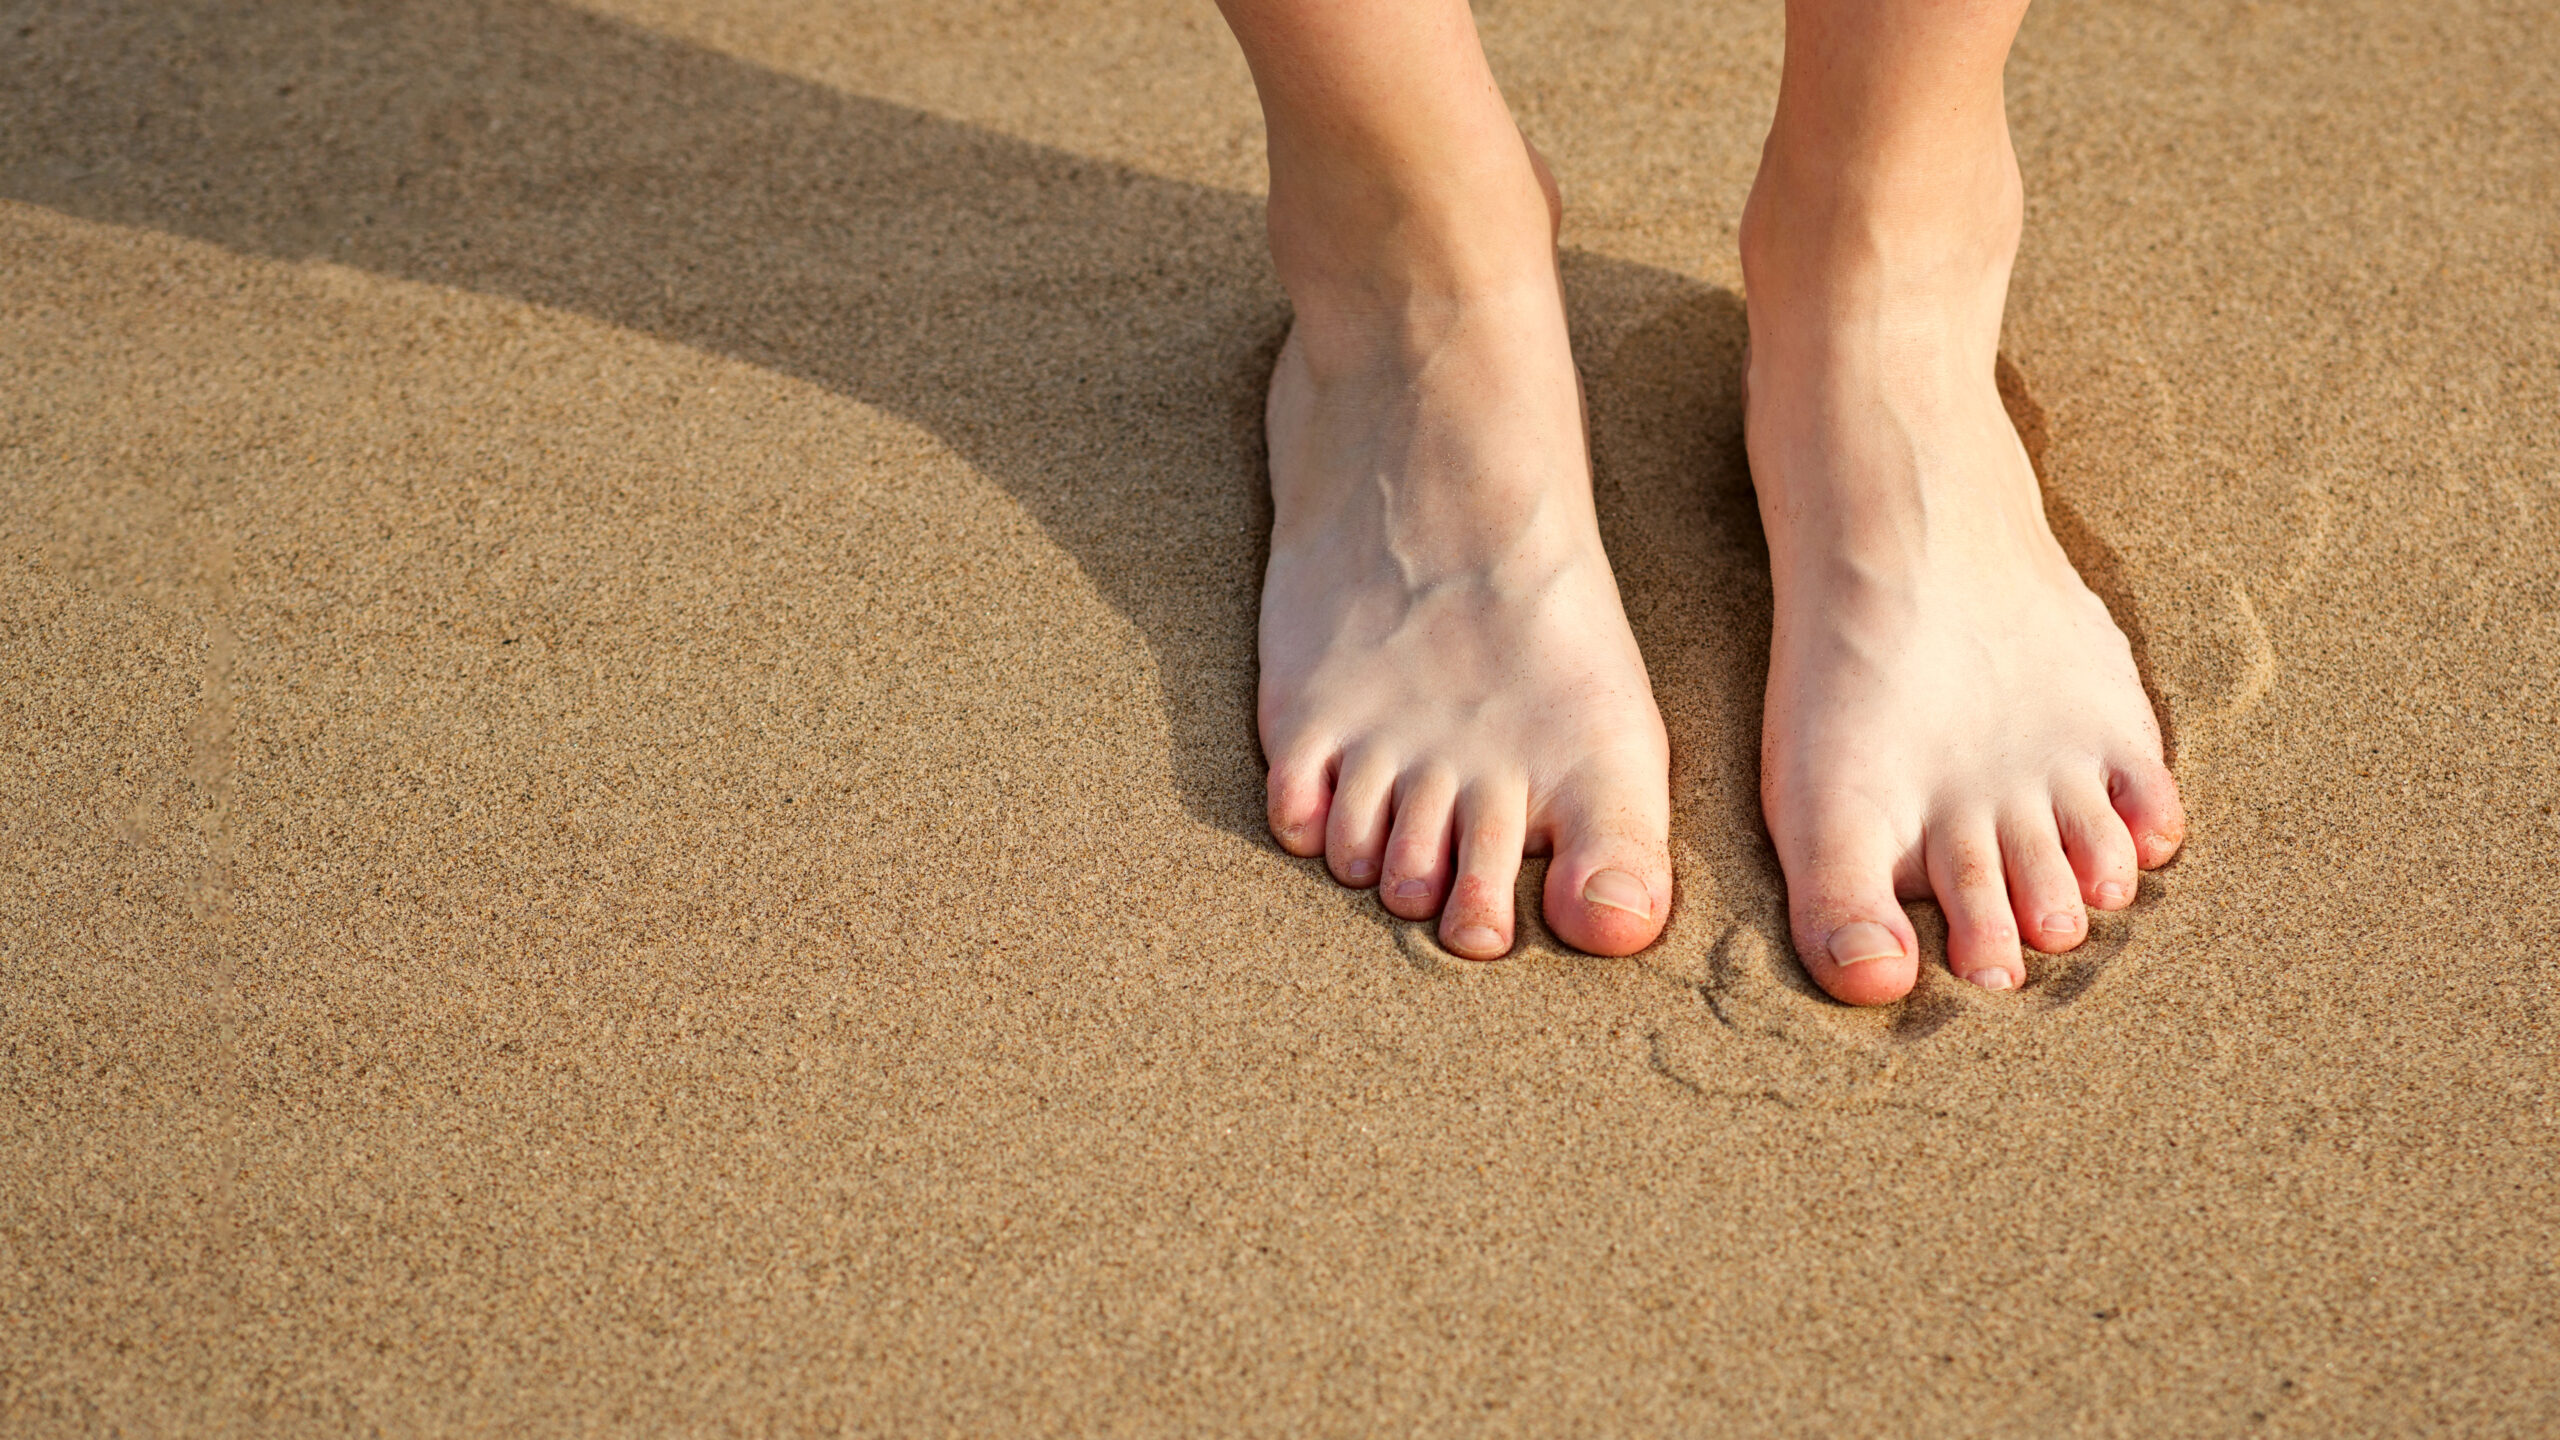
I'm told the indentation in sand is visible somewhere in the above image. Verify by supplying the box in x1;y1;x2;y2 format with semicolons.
1646;885;2179;1105
1648;925;1918;1111
2139;567;2280;776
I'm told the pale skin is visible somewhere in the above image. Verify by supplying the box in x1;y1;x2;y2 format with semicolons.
1220;0;2186;1000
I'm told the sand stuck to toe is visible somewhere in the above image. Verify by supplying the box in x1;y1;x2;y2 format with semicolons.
3;0;2553;1433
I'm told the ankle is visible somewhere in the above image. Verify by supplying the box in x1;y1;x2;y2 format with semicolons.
1738;116;2022;309
1265;133;1563;370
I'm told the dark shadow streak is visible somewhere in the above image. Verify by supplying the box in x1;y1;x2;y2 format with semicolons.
2;0;1766;847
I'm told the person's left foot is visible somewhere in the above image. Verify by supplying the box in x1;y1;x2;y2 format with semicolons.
1739;123;2186;1005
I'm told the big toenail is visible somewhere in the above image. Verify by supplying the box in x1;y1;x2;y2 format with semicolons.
1448;924;1503;956
1581;869;1652;918
1343;858;1377;883
2041;910;2082;936
2096;882;2130;906
1826;921;1903;967
1968;967;2016;992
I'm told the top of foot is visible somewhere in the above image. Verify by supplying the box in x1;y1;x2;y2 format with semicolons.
1256;152;1672;960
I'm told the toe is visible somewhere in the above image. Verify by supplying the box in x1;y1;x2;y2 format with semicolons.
1438;782;1528;961
2054;770;2140;909
1927;820;2023;991
1380;770;1458;921
1779;803;1920;1007
2109;758;2188;869
1999;803;2087;954
1324;752;1396;889
1538;767;1671;958
1266;750;1333;859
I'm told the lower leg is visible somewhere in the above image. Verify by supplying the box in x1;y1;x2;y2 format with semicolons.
1217;0;1555;319
1744;0;2186;1003
1218;0;1673;958
1744;0;2028;373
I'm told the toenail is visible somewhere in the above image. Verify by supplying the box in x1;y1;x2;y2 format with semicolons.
1342;858;1377;883
2041;910;2082;936
1391;878;1431;900
2096;882;2130;906
1826;921;1904;967
1448;924;1502;956
1968;967;2016;992
1581;869;1652;918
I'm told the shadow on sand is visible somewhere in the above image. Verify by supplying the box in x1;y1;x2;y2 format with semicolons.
4;0;1775;861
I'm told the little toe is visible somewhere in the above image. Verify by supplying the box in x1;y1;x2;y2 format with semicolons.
1538;767;1672;957
2109;758;2188;869
2055;771;2140;909
1380;771;1458;921
1781;809;1920;1006
1928;821;2023;991
1324;753;1396;889
1999;805;2087;954
1266;750;1334;859
1438;782;1528;961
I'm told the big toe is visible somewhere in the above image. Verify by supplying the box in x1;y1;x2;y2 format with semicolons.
1540;791;1671;956
1544;853;1670;957
1780;813;1920;1006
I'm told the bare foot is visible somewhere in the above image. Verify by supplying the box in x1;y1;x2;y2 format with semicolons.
1741;127;2186;1005
1258;148;1671;960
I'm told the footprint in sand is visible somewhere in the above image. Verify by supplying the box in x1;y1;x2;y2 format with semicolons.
1650;901;2169;1110
1649;924;1907;1109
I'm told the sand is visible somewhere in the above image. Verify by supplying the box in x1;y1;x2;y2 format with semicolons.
3;0;2554;1432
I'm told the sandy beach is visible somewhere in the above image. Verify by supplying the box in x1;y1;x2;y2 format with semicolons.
4;0;2554;1431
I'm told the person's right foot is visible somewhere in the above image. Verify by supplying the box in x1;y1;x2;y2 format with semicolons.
1257;144;1672;960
